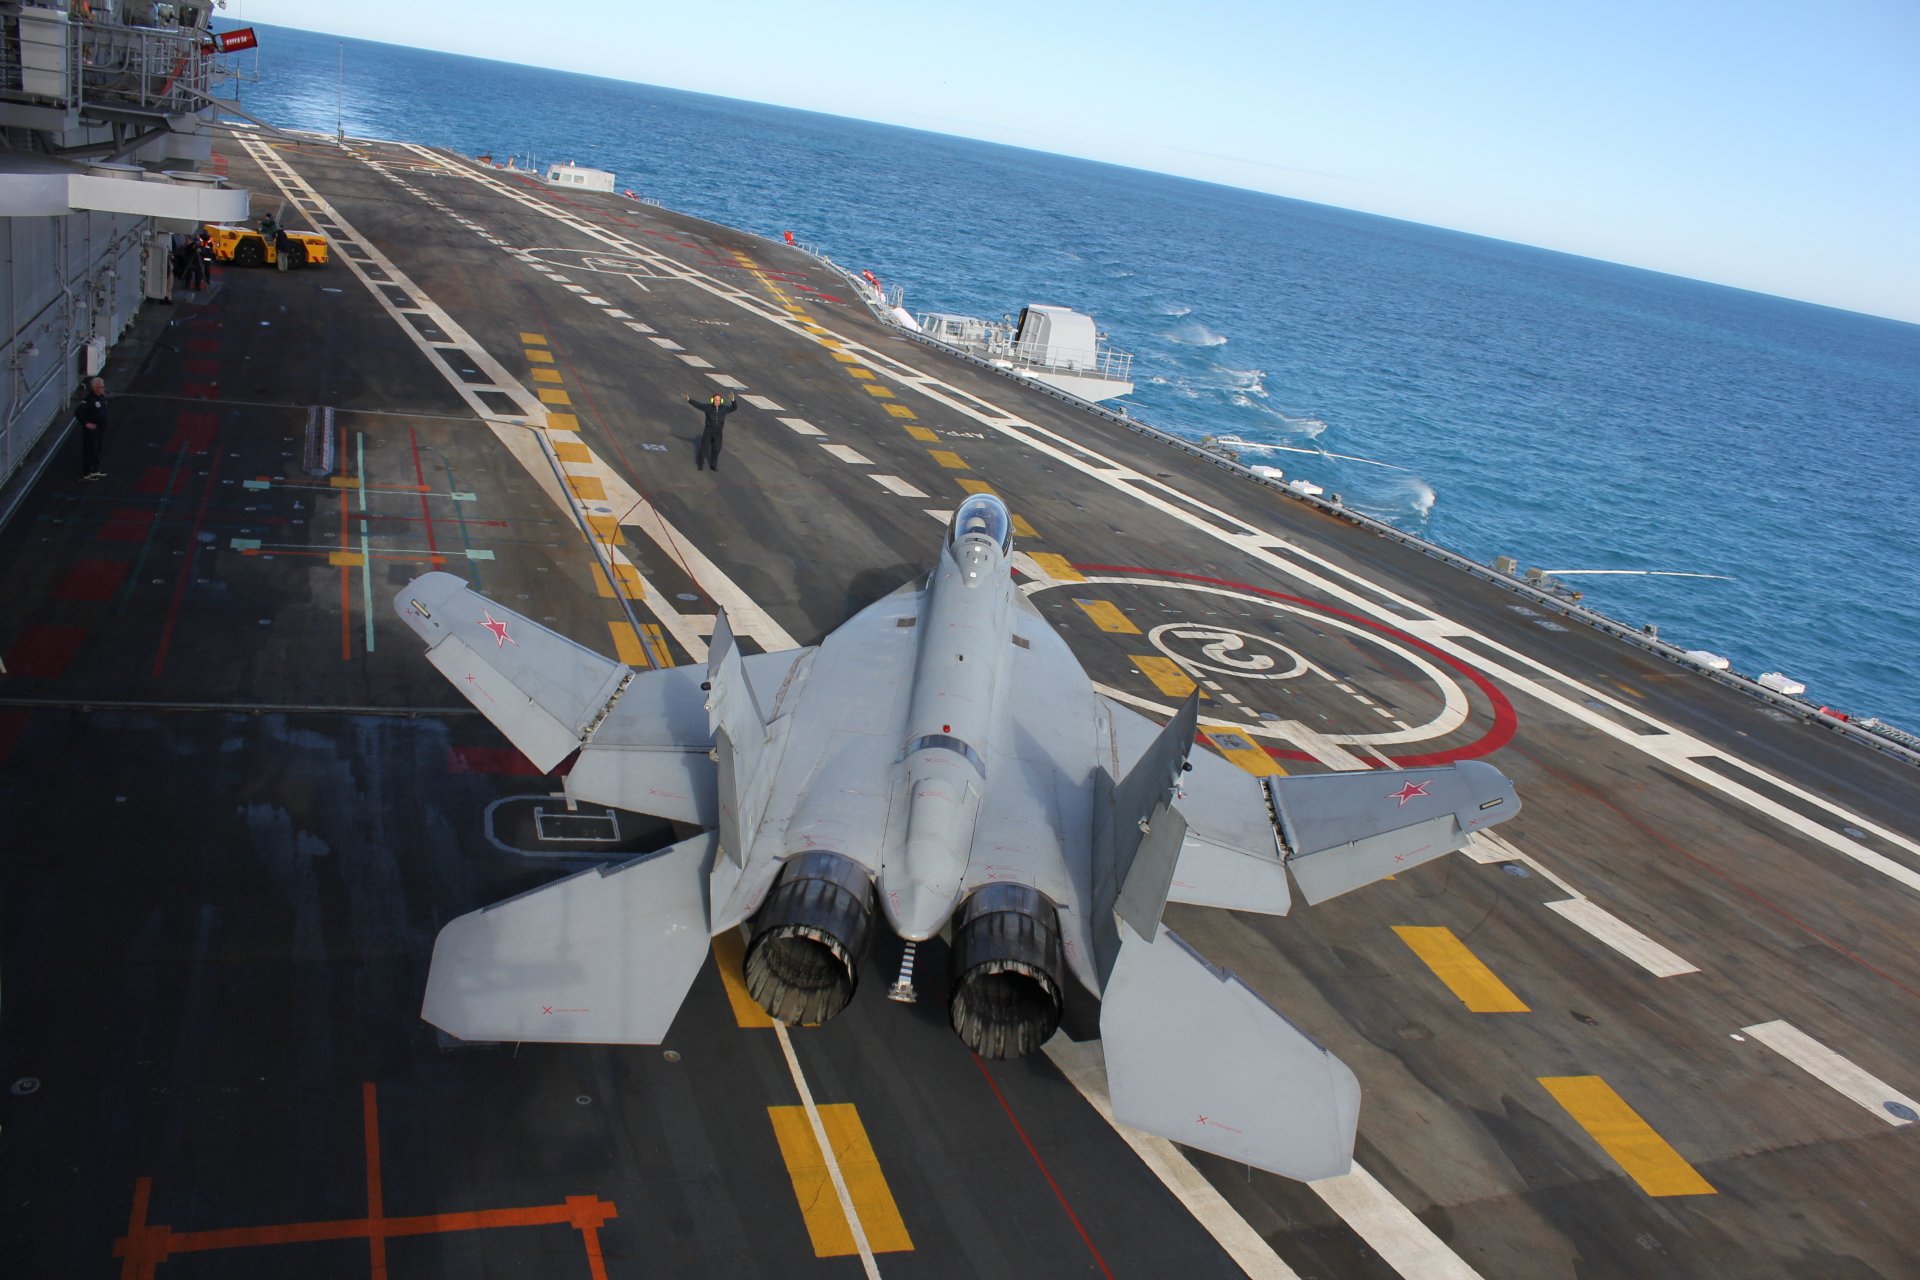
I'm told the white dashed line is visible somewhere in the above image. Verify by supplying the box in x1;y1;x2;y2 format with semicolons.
606;309;633;319
678;355;714;368
707;373;747;389
871;474;929;498
625;321;654;333
778;417;825;436
649;337;682;350
1742;1020;1918;1126
583;295;609;305
1543;900;1700;977
741;394;784;411
820;444;874;465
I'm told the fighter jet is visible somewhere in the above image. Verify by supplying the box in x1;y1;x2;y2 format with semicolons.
394;493;1518;1181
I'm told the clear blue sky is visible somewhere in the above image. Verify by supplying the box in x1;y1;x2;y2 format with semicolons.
231;0;1920;323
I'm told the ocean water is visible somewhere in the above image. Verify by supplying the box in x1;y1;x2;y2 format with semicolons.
232;23;1920;729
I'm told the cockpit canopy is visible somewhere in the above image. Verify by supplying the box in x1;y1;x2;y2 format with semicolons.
949;493;1013;554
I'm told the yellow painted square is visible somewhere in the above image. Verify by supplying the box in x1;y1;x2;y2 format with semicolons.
532;368;564;384
847;367;875;380
543;413;580;431
538;388;573;406
566;474;606;501
711;930;774;1028
904;426;938;442
520;332;548;345
588;562;643;600
956;479;995;496
1202;730;1287;777
640;624;675;668
1131;655;1200;699
929;450;968;470
767;1105;914;1256
608;620;649;666
1024;552;1083;583
1009;514;1038;540
526;348;555;363
831;352;860;363
1391;926;1529;1012
327;551;365;568
586;515;626;547
884;403;917;419
328;476;361;489
1075;599;1140;634
552;441;592;463
862;384;895;399
1538;1076;1716;1197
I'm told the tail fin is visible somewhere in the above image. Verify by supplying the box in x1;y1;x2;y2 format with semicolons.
706;609;773;867
1091;693;1200;984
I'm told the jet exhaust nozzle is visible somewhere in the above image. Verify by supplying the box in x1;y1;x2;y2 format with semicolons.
948;883;1065;1059
745;851;876;1026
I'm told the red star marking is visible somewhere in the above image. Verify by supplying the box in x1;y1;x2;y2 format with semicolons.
1389;780;1430;807
480;609;516;648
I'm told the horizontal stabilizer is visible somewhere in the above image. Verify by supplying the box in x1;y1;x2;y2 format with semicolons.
1101;923;1359;1181
1269;760;1519;906
396;573;628;773
422;831;718;1044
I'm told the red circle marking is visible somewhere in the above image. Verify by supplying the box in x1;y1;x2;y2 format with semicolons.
1077;564;1518;767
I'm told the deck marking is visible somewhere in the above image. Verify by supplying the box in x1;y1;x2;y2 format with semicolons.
1130;654;1202;700
1023;553;1083;583
537;388;572;405
1074;598;1141;634
707;373;748;389
1202;729;1288;777
526;347;554;363
608;621;649;666
1543;898;1699;977
928;449;968;469
871;475;928;498
778;417;826;436
973;1056;1115;1280
820;444;874;465
770;1023;882;1279
1537;1076;1716;1196
531;367;563;383
677;354;713;368
863;384;896;398
1391;926;1529;1012
767;1105;913;1257
956;478;994;495
1309;1162;1487;1280
741;394;783;410
904;425;938;442
1742;1019;1918;1125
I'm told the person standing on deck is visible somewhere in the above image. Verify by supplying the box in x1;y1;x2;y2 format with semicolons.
689;392;739;471
78;377;108;480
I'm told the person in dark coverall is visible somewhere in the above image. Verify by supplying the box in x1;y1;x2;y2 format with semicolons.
78;376;108;480
689;392;739;471
193;228;214;288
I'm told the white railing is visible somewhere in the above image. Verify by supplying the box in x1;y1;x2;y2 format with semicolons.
1;15;213;118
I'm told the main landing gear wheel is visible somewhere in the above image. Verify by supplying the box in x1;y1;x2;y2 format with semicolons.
232;239;263;268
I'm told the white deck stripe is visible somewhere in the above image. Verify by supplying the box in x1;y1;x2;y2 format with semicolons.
677;354;713;367
707;373;748;389
1743;1019;1918;1125
742;394;784;411
774;1018;883;1279
1545;899;1699;977
778;417;825;436
1045;1040;1303;1279
1310;1163;1485;1280
649;337;682;350
871;475;928;498
820;444;874;465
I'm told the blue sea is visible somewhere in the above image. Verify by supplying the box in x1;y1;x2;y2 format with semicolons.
232;23;1920;730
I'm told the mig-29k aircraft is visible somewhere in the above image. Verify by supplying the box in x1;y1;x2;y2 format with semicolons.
394;493;1518;1181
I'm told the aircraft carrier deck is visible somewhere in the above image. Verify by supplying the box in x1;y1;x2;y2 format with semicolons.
2;132;1916;1280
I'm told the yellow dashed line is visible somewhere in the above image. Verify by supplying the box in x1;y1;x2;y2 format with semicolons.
538;388;573;406
328;476;360;489
1538;1076;1716;1197
862;384;895;399
543;412;579;431
585;514;626;546
552;441;592;463
566;474;606;501
884;403;917;419
847;367;875;380
520;332;547;345
1132;655;1202;699
1025;552;1083;582
590;561;644;599
831;351;859;363
608;620;649;666
327;551;365;568
928;450;968;470
711;930;774;1028
1202;730;1287;776
956;478;994;496
768;1104;914;1256
1075;598;1141;634
904;425;938;442
640;623;674;667
526;348;555;363
1009;514;1038;540
1392;926;1529;1012
532;368;564;384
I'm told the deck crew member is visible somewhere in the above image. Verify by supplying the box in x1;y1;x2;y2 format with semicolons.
78;376;108;480
688;392;739;471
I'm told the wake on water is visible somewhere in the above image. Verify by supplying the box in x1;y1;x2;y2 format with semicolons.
1165;320;1229;347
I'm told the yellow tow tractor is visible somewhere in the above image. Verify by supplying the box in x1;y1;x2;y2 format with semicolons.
204;197;330;269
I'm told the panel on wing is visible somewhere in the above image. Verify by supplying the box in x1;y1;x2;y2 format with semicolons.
1101;921;1360;1182
422;831;718;1044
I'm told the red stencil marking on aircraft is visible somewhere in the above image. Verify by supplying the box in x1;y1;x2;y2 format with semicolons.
480;609;517;647
1389;780;1431;807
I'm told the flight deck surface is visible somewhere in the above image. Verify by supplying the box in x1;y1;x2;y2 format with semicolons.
1;132;1916;1279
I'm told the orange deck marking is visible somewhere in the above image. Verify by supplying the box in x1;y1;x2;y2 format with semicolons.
112;1085;618;1280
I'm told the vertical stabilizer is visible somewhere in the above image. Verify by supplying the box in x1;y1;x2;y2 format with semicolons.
707;610;772;867
1092;692;1200;984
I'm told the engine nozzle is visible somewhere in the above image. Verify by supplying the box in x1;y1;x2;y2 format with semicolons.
948;883;1066;1059
745;851;876;1026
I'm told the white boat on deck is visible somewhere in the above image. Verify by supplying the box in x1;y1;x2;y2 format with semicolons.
916;304;1135;402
